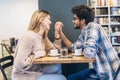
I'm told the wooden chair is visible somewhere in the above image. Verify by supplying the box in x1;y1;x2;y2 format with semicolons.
0;55;14;80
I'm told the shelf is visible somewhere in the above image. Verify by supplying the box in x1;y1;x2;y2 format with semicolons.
112;43;120;46
110;23;120;25
110;5;120;7
88;0;120;47
90;6;108;8
111;33;120;36
100;24;108;26
95;15;108;17
110;14;120;16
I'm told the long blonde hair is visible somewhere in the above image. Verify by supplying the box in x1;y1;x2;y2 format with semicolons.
28;10;50;38
28;10;50;33
28;10;50;45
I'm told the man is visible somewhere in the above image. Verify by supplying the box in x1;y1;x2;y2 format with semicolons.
55;5;120;80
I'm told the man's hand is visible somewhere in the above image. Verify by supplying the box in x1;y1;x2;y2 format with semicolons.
54;21;64;39
55;21;64;31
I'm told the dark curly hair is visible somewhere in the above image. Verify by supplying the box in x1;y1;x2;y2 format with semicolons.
71;5;95;24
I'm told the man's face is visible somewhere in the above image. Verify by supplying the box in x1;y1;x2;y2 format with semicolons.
72;15;81;29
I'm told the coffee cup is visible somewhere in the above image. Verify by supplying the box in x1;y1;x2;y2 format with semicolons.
50;49;58;55
74;49;82;56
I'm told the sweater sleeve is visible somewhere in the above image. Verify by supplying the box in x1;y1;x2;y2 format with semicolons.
53;39;62;50
14;35;35;69
45;37;62;52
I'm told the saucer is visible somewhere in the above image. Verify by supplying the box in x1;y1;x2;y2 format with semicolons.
48;53;60;57
72;53;83;56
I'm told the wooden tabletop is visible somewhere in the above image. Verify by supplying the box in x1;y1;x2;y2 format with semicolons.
33;54;96;64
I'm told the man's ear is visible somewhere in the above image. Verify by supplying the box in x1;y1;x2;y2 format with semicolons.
81;19;85;23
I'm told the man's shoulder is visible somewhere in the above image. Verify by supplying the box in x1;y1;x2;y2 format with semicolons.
88;22;99;26
87;22;101;29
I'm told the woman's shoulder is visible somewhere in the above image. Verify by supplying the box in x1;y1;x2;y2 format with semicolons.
19;31;42;44
23;31;39;39
19;31;36;42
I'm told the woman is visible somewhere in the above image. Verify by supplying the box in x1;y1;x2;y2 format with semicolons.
11;10;66;80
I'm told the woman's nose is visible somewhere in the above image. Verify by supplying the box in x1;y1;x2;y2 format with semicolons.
50;21;52;24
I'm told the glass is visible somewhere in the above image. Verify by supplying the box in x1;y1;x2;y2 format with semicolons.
60;48;68;57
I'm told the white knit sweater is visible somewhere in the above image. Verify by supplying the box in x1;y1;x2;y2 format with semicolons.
12;31;62;80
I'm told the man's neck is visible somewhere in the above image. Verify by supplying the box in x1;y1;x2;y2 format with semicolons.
80;24;87;31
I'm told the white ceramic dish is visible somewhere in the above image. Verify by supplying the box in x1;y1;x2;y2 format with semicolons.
48;53;60;57
72;53;83;56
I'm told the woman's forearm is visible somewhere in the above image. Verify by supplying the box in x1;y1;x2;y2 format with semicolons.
60;31;72;48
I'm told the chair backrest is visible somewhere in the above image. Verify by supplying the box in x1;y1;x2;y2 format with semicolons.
0;55;14;80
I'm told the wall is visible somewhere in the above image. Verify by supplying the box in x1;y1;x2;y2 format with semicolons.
39;0;87;42
0;0;38;42
39;0;87;77
0;0;38;58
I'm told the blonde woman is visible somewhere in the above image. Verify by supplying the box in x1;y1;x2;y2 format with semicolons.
11;10;66;80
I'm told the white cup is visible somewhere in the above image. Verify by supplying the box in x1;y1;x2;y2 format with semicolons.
50;49;58;55
74;49;82;55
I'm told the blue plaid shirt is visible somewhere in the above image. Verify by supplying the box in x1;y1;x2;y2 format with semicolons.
71;22;120;80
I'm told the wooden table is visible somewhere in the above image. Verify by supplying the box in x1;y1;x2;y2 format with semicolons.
33;54;96;64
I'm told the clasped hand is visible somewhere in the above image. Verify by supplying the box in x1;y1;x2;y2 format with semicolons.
54;21;64;38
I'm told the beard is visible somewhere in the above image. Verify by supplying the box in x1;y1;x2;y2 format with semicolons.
74;26;80;29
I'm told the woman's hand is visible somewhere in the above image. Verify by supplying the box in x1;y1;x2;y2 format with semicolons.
55;21;64;39
55;21;64;31
34;51;46;59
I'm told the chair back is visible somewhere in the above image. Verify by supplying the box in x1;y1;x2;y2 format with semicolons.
0;55;14;80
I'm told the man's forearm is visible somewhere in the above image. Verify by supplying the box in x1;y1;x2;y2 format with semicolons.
60;31;72;48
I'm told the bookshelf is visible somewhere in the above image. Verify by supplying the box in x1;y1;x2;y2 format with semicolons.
87;0;120;52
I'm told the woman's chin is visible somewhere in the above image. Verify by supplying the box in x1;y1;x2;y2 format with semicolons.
46;26;50;30
46;28;50;31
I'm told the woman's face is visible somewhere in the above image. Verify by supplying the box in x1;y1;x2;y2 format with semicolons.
41;15;52;30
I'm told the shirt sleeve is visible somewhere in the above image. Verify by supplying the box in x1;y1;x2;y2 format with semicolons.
71;37;83;49
83;23;99;58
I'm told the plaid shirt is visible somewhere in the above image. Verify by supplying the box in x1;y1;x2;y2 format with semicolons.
71;22;120;80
